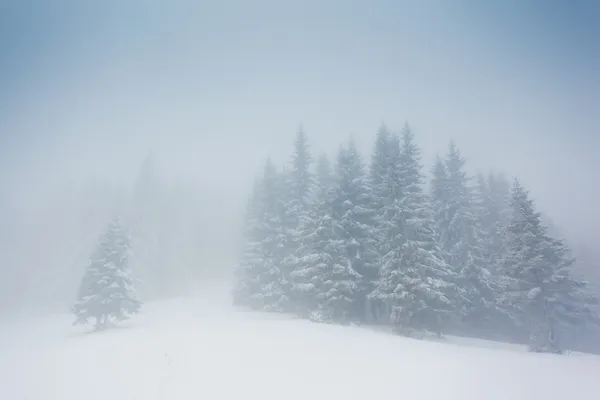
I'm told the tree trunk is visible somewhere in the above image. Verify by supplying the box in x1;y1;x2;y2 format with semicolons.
95;315;108;331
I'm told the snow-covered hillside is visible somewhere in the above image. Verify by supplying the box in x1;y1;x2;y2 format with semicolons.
2;286;599;400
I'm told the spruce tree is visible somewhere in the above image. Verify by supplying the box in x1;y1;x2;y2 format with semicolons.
430;154;449;240
368;126;402;260
328;141;378;322
290;154;354;322
288;150;359;323
233;159;289;311
288;154;333;318
438;142;500;330
469;173;515;335
233;178;263;306
314;154;334;201
475;172;511;275
372;125;458;336
369;124;394;217
73;217;141;331
541;237;600;347
440;142;477;260
368;125;402;322
283;128;315;310
287;128;314;210
501;180;599;353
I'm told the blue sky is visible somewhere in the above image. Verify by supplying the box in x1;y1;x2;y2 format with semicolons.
1;0;599;241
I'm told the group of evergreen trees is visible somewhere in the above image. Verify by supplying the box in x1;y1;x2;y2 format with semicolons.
234;124;599;353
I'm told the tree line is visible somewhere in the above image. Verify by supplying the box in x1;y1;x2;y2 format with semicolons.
233;124;599;354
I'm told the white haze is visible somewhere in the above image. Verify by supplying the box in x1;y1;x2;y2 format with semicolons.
1;0;599;314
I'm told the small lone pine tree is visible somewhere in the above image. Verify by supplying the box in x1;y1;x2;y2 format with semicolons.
73;217;141;331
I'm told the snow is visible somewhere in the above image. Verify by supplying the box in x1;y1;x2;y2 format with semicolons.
2;285;599;400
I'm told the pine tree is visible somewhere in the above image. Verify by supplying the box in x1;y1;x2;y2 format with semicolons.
328;140;378;322
289;154;333;318
314;154;334;201
440;142;476;260
290;154;354;322
233;159;289;311
73;217;141;331
372;125;458;336
367;125;402;322
475;172;511;275
291;150;361;323
541;237;600;347
283;128;315;310
287;128;314;210
369;124;394;217
437;142;501;330
501;180;599;353
430;154;449;240
233;178;263;306
368;127;402;261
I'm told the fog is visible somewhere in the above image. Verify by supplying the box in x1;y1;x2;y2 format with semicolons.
1;0;599;315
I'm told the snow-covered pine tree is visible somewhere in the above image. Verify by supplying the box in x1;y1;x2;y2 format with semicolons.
500;179;599;353
430;154;449;240
540;237;600;349
73;217;141;331
283;128;315;311
437;142;502;331
287;127;314;210
233;178;263;306
473;173;490;232
314;154;334;201
470;172;515;336
289;154;348;322
367;125;402;322
475;172;511;276
233;159;289;312
369;124;394;219
328;141;378;322
372;124;458;337
439;142;475;258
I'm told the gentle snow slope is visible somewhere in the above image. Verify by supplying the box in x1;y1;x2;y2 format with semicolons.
1;288;599;400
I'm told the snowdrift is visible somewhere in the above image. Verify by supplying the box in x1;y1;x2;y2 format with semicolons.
1;291;599;400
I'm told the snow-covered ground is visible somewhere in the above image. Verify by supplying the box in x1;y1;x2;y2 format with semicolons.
2;286;599;400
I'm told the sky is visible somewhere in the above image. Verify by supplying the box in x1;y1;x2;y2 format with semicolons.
1;0;599;290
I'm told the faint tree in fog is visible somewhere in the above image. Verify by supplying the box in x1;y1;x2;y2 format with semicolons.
500;179;599;353
129;154;168;300
432;142;500;332
430;154;449;239
282;128;315;311
475;172;511;276
233;159;289;311
472;172;514;334
72;217;141;331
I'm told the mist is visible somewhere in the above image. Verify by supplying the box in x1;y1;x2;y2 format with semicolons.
1;0;599;316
